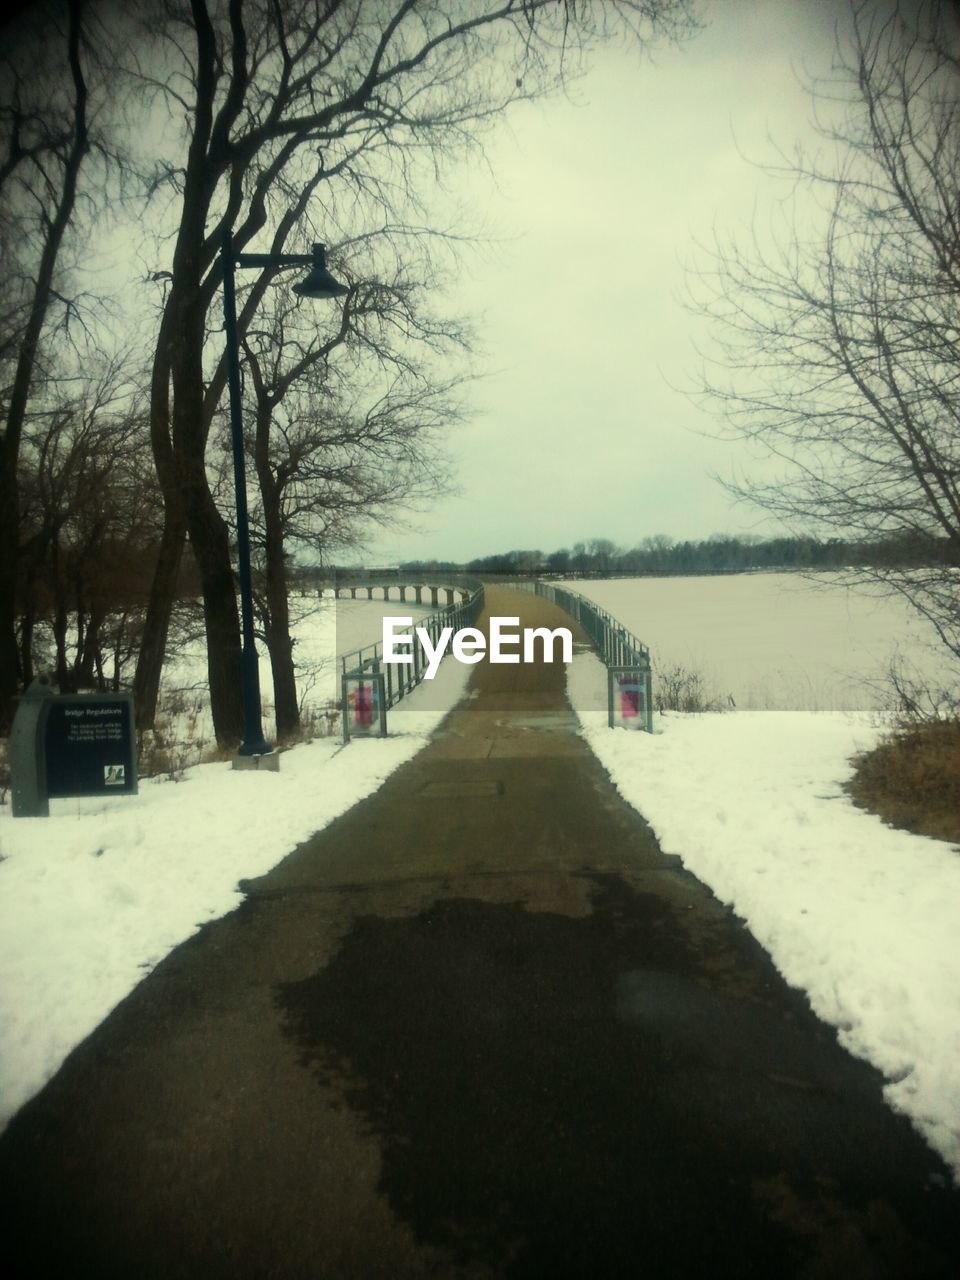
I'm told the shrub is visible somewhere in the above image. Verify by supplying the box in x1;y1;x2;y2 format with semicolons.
655;664;728;715
284;700;341;744
875;657;960;726
847;719;960;844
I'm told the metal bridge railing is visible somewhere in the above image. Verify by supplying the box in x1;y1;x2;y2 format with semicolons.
518;580;654;732
338;580;485;738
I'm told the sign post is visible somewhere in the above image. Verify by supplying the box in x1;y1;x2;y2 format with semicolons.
10;676;54;817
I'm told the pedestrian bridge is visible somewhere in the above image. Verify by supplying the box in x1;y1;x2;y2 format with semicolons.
325;568;479;607
332;573;654;737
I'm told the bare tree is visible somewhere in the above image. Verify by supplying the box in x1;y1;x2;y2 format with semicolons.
0;0;93;728
232;252;468;737
691;0;960;660
125;0;695;746
15;357;161;692
587;538;618;572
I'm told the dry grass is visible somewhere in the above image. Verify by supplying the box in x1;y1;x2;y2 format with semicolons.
846;719;960;845
655;663;728;715
282;701;341;745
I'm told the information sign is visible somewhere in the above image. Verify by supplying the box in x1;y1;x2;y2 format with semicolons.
44;694;138;798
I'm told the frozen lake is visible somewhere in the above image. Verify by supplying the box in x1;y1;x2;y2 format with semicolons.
562;573;958;712
154;596;435;740
332;596;433;661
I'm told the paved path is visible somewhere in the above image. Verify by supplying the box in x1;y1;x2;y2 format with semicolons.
1;586;957;1278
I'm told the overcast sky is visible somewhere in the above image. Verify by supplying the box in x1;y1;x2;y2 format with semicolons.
367;0;853;565
9;0;861;568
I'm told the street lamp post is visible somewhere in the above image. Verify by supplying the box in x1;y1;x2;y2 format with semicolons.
220;232;348;759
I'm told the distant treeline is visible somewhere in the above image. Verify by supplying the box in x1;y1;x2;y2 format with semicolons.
398;532;952;578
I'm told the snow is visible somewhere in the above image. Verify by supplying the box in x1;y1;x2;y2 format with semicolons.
1;575;959;1188
567;650;960;1182
0;649;470;1133
334;596;434;663
151;595;431;752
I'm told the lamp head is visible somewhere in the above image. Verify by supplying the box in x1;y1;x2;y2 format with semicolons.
294;243;348;299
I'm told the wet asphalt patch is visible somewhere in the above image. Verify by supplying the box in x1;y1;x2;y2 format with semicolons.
276;872;953;1279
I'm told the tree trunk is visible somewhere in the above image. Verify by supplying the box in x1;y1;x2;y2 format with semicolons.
186;478;244;748
0;463;20;729
263;550;299;740
73;605;86;681
133;512;185;729
77;605;106;687
174;303;245;747
139;348;246;748
18;605;34;688
265;620;299;741
111;612;130;692
255;398;300;739
53;604;72;692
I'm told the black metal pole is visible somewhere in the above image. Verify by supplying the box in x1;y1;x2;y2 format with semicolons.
221;231;270;756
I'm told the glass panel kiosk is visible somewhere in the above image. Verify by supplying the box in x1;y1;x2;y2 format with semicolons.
607;666;653;732
341;670;387;741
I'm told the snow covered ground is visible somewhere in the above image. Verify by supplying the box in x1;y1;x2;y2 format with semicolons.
1;575;958;1189
567;651;960;1183
0;649;470;1134
151;594;431;762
